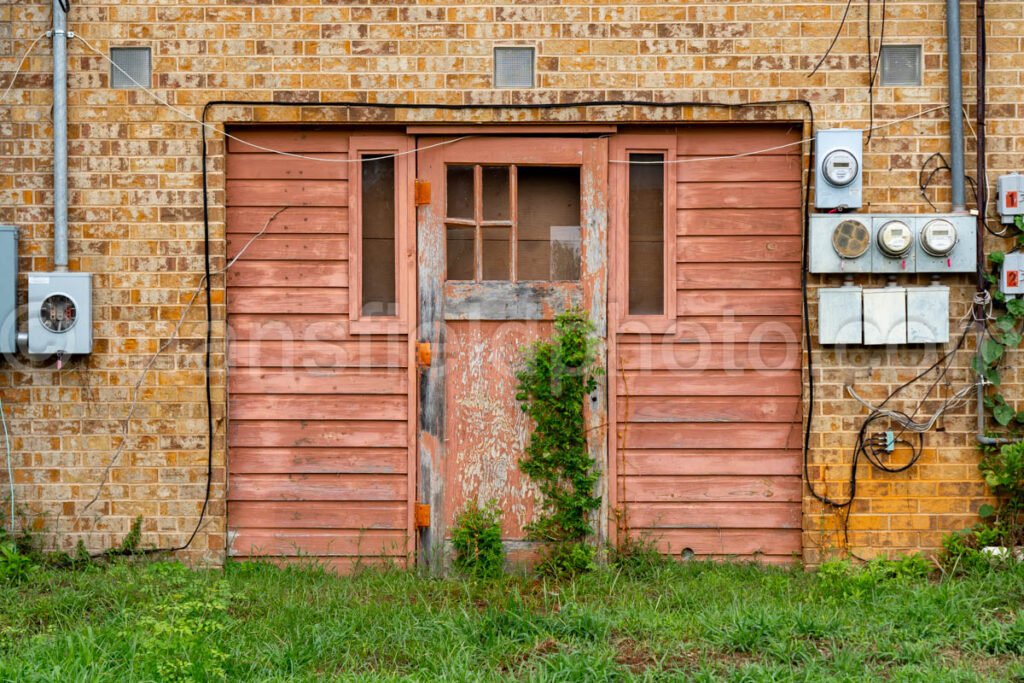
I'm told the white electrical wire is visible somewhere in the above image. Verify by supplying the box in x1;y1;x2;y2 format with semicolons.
846;382;977;433
0;393;14;534
79;207;290;517
0;32;48;105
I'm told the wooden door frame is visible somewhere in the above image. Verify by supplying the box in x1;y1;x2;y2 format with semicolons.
415;136;609;568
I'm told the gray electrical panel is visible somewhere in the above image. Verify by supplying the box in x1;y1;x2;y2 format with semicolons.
863;286;907;346
0;226;16;355
27;272;93;356
907;285;950;344
815;129;863;210
997;173;1024;225
818;285;863;345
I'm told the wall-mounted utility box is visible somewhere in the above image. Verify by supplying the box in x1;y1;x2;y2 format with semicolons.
818;285;863;344
863;286;907;345
998;173;1024;225
1000;250;1024;297
27;272;92;356
815;129;863;210
809;213;975;274
907;285;950;344
0;226;17;355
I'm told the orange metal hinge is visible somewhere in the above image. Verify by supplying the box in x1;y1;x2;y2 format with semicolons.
416;341;432;368
415;503;431;528
414;179;431;206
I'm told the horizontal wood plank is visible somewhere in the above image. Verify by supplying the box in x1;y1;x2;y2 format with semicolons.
676;290;802;317
229;448;408;474
621;370;801;396
227;315;352;341
227;207;349;235
624;502;801;529
639;528;802;556
622;475;802;503
620;422;801;449
228;473;407;501
227;341;406;368
676;125;802;155
229;501;405;529
229;368;407;395
227;287;349;315
230;395;406;421
677;182;801;209
676;263;800;289
227;180;348;207
678;154;803;182
676;236;802;262
227;128;351;154
670;317;802;343
621;450;802;476
615;343;799;371
226;235;348;261
617;396;801;423
229;529;408;557
227;153;350;180
676;208;803;236
228;420;407;448
227;261;348;288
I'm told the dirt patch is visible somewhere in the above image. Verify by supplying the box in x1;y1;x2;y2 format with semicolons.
612;637;702;673
498;637;561;675
937;646;1022;678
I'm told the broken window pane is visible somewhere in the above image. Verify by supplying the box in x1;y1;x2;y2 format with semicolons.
628;153;665;315
446;226;475;280
361;154;396;316
517;166;581;281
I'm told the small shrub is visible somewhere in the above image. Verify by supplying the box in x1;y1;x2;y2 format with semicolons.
608;534;669;577
535;541;596;579
451;500;505;579
0;539;33;583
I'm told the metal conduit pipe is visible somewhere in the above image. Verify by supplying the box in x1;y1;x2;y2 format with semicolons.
51;0;69;271
946;0;966;212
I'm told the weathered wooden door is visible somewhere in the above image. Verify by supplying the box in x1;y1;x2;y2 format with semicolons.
417;137;608;565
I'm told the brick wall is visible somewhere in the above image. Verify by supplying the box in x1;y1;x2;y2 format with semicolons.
1;0;1021;562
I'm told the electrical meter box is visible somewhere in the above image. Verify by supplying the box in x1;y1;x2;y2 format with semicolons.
906;285;950;344
872;216;915;273
915;215;976;273
998;173;1024;225
809;214;872;273
27;272;92;356
818;285;863;344
0;226;17;355
815;129;863;210
1000;250;1024;297
863;286;907;345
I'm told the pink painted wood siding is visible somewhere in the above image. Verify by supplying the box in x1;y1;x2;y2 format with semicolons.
225;127;413;566
614;125;804;563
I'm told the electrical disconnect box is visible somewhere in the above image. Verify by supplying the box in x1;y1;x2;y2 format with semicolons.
818;284;949;345
1000;250;1024;297
809;213;975;274
998;173;1024;225
818;284;863;344
815;129;863;210
907;285;950;344
0;226;16;355
27;272;92;356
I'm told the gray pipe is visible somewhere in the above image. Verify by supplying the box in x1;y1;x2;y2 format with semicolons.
946;0;966;212
52;0;68;270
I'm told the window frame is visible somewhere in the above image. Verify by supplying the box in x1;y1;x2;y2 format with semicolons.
348;134;413;335
611;134;678;333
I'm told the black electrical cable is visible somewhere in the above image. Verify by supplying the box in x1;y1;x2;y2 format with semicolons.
865;0;887;144
58;0;70;14
808;0;856;77
919;152;952;211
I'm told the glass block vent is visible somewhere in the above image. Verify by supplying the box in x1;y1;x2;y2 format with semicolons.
110;47;151;89
880;45;922;86
494;47;535;88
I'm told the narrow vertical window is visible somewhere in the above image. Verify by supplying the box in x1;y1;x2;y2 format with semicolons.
628;153;665;315
361;154;397;316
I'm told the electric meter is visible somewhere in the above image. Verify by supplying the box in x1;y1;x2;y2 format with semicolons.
831;219;871;259
920;219;957;256
822;150;859;187
876;220;913;258
40;294;77;333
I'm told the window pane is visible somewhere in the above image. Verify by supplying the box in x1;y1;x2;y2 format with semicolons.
446;226;475;280
361;155;396;316
482;166;510;221
628;153;665;315
482;227;510;281
517;166;581;281
446;165;474;220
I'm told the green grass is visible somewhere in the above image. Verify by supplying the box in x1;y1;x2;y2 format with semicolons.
1;557;1022;681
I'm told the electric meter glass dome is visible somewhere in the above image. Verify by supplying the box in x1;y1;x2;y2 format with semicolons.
39;293;77;333
921;219;957;256
822;149;859;187
831;219;871;259
877;220;914;257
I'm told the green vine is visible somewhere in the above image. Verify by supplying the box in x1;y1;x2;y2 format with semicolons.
979;215;1024;428
515;309;602;571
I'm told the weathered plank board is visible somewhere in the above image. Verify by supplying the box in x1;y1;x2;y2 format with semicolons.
227;341;405;368
230;395;407;421
227;153;350;181
621;371;802;397
229;368;407;395
676;208;803;236
677;182;802;209
229;529;408;556
226;235;348;261
229;448;408;475
228;501;406;529
624;502;802;529
677;154;803;182
617;396;801;423
675;125;802;155
226;207;348;235
228;420;407;449
620;450;802;476
676;236;802;262
640;528;802;556
676;263;800;289
620;422;800;450
676;290;802;317
226;180;351;207
226;315;350;341
622;476;802;503
228;473;407;501
227;128;351;154
227;262;349;288
615;343;799;371
226;287;349;315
